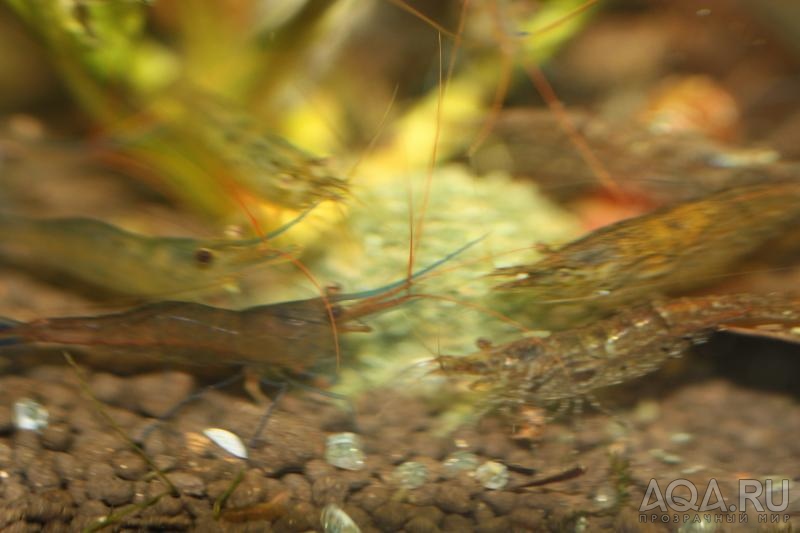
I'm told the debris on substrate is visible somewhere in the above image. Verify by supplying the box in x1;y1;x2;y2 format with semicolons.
0;342;799;532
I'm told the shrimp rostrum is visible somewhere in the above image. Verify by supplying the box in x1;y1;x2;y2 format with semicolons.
437;293;800;413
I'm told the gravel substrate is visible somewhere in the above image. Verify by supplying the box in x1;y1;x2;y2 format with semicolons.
0;336;798;532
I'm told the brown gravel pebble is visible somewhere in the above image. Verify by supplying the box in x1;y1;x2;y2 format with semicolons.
25;490;74;523
207;478;235;502
13;430;41;468
51;451;82;481
73;500;110;531
180;491;210;513
474;515;511;533
435;484;473;515
480;433;513;460
372;500;412;531
405;483;438;507
518;490;561;513
226;470;271;509
350;484;390;512
304;458;335;481
110;449;148;480
24;456;61;491
413;505;445;526
153;452;179;472
65;479;87;506
405;515;442;533
311;475;349;506
39;423;73;452
375;427;413;463
145;481;184;516
472;501;494;522
70;430;123;464
84;463;134;506
168;471;206;497
35;382;77;411
442;513;474;532
341;504;373;531
272;500;316;532
281;473;311;501
480;490;517;515
508;506;546;529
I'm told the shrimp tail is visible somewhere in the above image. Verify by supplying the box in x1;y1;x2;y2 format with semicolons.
0;317;22;347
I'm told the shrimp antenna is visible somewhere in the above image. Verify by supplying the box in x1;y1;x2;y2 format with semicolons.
336;233;488;302
231;203;319;246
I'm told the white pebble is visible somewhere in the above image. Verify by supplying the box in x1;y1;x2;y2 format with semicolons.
13;398;48;431
321;503;361;533
202;428;248;459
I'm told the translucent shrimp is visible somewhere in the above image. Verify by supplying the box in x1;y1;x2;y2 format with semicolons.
0;237;480;377
0;209;311;300
493;182;800;315
437;293;800;410
182;92;349;210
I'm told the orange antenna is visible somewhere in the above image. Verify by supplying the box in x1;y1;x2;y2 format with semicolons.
519;61;622;197
390;0;622;198
410;0;470;284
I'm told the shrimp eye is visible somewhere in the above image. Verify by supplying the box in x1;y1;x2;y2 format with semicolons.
194;248;215;267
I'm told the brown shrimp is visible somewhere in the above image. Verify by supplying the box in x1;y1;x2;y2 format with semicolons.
0;299;342;375
493;181;800;320
437;293;800;410
0;235;477;376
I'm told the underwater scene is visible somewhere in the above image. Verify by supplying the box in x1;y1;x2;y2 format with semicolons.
0;1;799;531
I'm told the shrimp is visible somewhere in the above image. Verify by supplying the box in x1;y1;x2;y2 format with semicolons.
0;237;479;376
112;89;349;217
493;181;800;317
0;298;343;375
437;293;800;410
0;210;311;300
182;91;349;210
476;108;798;205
